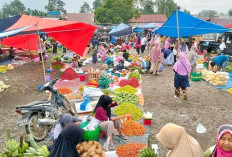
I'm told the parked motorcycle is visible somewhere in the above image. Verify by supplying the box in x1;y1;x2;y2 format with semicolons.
16;78;75;141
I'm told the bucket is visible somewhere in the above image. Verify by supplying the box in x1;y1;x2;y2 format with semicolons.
80;75;86;81
143;119;152;126
80;122;100;141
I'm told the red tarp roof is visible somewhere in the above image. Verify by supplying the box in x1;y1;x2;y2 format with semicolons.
1;15;97;56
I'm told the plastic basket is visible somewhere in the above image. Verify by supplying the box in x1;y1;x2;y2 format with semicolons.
80;122;100;141
191;72;202;81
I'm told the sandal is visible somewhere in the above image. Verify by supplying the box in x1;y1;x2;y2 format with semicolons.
108;145;115;150
117;134;128;140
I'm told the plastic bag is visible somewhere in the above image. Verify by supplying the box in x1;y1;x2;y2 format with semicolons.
196;123;207;134
103;137;110;151
158;64;164;72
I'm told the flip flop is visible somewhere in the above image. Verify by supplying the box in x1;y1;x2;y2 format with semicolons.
117;134;128;140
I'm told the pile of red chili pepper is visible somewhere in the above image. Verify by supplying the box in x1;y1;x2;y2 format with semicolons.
60;68;79;80
122;120;146;136
116;143;147;157
119;77;140;88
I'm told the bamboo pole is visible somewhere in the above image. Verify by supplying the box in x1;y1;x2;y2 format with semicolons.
36;23;46;82
176;9;180;54
25;35;32;63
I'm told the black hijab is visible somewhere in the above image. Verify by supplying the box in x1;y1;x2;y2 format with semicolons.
49;123;84;157
94;95;112;118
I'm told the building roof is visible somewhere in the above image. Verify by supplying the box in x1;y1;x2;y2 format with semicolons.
211;17;232;26
66;13;95;25
130;14;167;23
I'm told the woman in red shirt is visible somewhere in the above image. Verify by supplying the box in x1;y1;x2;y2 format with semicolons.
94;95;127;150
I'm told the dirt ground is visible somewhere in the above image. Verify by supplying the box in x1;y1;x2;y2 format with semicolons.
0;56;232;156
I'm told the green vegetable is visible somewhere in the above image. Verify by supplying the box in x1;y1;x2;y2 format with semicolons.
102;89;115;95
129;71;141;80
139;147;158;157
115;85;138;94
113;102;143;121
113;92;139;105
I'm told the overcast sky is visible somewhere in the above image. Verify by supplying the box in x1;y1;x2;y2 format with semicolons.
0;0;231;14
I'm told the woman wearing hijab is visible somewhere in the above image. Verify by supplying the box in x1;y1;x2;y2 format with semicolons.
189;41;198;72
94;95;127;150
173;52;191;100
156;123;202;157
164;37;171;50
203;125;232;157
49;123;84;157
149;35;161;75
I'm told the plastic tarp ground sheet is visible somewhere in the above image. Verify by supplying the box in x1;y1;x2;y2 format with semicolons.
156;10;229;37
0;15;97;56
109;23;132;36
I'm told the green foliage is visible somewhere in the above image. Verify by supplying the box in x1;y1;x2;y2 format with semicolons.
94;0;140;24
45;0;66;14
183;9;190;14
198;10;217;18
1;0;26;18
155;0;179;18
228;9;232;17
93;0;103;10
80;2;91;13
25;8;47;17
140;0;155;14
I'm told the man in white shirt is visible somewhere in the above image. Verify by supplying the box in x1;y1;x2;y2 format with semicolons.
219;38;226;54
141;35;147;54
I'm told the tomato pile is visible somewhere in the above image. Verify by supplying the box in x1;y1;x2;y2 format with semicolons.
116;143;147;157
58;87;73;94
122;120;146;136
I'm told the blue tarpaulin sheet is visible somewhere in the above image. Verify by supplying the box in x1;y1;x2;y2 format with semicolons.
109;23;132;36
156;10;229;37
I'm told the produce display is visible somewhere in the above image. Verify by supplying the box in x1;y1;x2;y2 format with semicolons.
226;61;232;72
0;64;14;74
76;141;105;157
98;74;111;89
60;68;79;80
128;71;141;80
119;77;140;88
51;61;65;70
122;120;146;136
113;102;143;121
202;70;229;86
58;87;73;94
113;93;139;105
115;85;138;94
129;63;142;73
102;89;115;95
116;143;147;157
227;88;232;95
55;79;80;88
51;56;62;62
0;130;49;157
65;94;83;100
0;81;10;92
197;59;204;64
138;147;158;157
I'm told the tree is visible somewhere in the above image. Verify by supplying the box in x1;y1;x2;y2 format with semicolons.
94;0;140;24
25;9;47;17
80;2;91;13
198;10;217;18
141;0;155;14
155;0;179;18
228;9;232;17
93;0;102;10
183;9;190;14
1;0;26;18
45;0;66;14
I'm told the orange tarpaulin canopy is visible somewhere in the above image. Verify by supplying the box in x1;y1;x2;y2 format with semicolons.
1;15;97;56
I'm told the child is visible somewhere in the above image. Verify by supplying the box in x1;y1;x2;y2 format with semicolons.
173;52;192;100
203;125;232;157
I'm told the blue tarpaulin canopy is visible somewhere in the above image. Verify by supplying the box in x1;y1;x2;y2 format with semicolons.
136;23;158;29
156;10;229;37
109;23;132;36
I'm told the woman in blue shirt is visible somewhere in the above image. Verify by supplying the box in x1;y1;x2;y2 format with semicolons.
210;55;229;72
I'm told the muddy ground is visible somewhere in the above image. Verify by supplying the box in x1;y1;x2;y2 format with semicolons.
0;55;231;156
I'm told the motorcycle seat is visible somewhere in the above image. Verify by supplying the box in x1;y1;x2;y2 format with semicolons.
18;100;51;109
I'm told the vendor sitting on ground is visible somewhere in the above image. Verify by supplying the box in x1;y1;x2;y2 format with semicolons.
203;124;232;157
99;64;108;79
122;49;129;61
161;48;172;59
73;54;82;68
94;95;127;150
49;113;82;142
210;55;229;72
49;123;84;157
97;42;107;61
114;60;126;72
8;47;15;60
108;44;115;54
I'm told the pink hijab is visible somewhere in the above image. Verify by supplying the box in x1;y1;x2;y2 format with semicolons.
173;52;191;75
212;125;232;157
